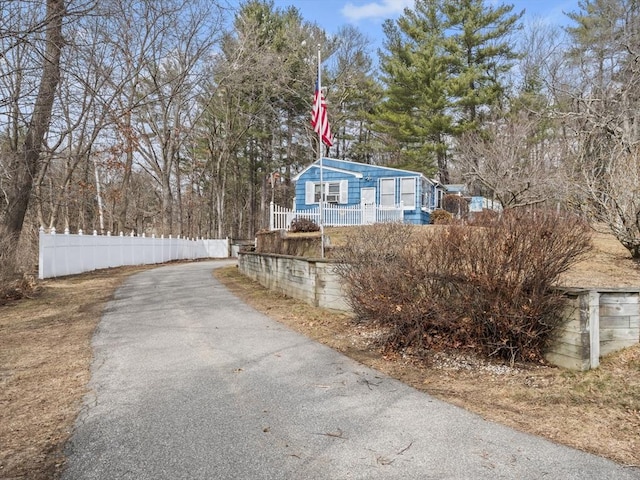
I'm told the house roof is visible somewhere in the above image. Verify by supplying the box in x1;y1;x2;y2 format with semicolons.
445;184;467;194
292;162;363;182
293;157;436;183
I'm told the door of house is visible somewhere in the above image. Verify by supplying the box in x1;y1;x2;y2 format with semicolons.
361;187;376;224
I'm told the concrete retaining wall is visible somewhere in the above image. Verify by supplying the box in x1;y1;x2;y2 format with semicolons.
238;252;349;311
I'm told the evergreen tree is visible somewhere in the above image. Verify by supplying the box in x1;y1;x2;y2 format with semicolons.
374;0;522;181
443;0;523;130
374;1;450;178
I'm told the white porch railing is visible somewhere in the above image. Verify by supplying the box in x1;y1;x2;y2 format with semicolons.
269;202;404;230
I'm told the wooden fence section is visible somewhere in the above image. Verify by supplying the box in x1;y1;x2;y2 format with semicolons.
545;288;640;370
270;202;404;231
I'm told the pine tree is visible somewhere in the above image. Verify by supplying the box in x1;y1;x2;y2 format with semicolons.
374;1;451;178
443;0;523;131
373;0;522;182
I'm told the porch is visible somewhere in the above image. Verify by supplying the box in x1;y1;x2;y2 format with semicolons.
269;202;404;231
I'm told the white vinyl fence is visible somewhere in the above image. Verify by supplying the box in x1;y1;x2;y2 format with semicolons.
270;202;404;230
39;228;231;279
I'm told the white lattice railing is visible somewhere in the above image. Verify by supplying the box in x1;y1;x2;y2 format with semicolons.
269;202;404;230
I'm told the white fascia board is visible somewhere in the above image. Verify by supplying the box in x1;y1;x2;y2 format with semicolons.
292;164;363;182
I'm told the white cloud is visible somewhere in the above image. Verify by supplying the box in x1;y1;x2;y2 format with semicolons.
341;0;415;22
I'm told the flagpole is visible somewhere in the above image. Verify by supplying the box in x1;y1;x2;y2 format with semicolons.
317;44;325;259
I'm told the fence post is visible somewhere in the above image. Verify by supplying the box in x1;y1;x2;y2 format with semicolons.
588;290;600;369
270;202;274;231
38;226;45;279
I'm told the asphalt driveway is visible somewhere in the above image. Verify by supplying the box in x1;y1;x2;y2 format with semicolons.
62;260;640;479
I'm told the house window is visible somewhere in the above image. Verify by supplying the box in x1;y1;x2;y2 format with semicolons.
380;178;395;206
327;182;340;203
400;177;416;209
315;182;340;202
421;178;432;209
306;180;348;204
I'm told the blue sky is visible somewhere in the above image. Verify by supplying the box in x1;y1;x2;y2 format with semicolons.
270;0;581;50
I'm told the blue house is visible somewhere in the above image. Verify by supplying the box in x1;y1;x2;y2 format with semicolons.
291;158;443;225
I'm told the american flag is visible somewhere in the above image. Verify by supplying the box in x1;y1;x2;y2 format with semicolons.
312;82;333;147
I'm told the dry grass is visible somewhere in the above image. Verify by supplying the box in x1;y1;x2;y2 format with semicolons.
0;266;151;480
557;228;640;287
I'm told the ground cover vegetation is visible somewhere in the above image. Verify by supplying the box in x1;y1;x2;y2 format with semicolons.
333;213;593;363
289;217;321;233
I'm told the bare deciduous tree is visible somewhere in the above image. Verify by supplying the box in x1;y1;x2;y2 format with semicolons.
579;143;640;256
560;0;640;256
1;0;65;250
457;111;559;209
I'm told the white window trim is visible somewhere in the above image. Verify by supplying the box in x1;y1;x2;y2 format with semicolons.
379;176;418;209
400;177;416;210
380;178;396;207
305;180;348;204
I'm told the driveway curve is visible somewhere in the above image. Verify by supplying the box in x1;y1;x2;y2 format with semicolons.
63;260;640;480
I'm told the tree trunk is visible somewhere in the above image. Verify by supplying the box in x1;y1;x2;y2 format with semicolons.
161;175;173;236
436;139;450;184
2;0;65;241
117;113;135;234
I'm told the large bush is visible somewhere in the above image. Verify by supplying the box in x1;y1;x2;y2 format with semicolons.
334;211;592;363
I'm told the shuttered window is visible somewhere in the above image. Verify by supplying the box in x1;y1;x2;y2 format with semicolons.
305;181;348;204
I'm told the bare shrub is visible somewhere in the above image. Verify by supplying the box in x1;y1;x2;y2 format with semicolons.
1;229;21;305
430;209;453;225
442;194;469;218
290;217;321;233
0;227;40;305
333;223;424;331
467;208;499;226
0;228;19;280
427;211;592;362
334;211;592;363
16;224;39;274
